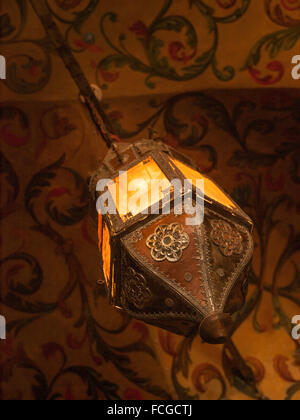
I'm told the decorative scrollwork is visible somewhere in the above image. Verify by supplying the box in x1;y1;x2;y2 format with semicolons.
123;267;152;310
146;223;190;263
210;219;243;257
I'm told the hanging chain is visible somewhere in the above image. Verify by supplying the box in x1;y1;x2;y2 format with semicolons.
29;0;115;149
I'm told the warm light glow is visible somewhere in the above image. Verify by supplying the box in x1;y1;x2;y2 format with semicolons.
109;157;171;221
98;214;102;247
102;223;111;287
171;158;236;210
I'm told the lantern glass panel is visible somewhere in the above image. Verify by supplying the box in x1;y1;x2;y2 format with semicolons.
171;158;236;210
102;222;111;287
109;157;171;221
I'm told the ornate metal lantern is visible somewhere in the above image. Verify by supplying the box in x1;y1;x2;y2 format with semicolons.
90;139;254;344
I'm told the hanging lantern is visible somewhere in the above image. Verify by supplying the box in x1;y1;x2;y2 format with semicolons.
90;139;254;344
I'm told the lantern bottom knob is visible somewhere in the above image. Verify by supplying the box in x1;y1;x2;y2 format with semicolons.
199;313;234;345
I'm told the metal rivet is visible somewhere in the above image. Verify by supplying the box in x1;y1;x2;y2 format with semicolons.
184;272;193;282
165;298;174;308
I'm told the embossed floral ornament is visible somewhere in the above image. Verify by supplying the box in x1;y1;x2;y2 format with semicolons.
146;223;190;263
123;268;152;310
210;219;243;257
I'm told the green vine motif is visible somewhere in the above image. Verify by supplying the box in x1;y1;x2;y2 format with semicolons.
1;0;99;93
12;346;121;400
242;0;300;77
0;151;19;219
4;48;52;94
0;0;27;41
105;90;288;171
98;0;251;89
0;1;49;95
232;179;300;342
106;92;220;171
1;155;172;400
227;180;300;400
45;0;100;52
243;26;300;71
1;0;53;94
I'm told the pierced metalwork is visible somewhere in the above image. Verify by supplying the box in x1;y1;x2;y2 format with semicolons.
92;138;254;342
123;267;152;310
216;268;225;278
210;219;244;257
165;298;175;308
184;272;193;283
129;231;144;243
146;223;190;263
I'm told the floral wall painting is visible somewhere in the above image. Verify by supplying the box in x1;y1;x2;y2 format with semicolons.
2;0;300;99
0;0;300;401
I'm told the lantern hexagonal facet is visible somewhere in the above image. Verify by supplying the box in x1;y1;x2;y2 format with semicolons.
90;139;254;344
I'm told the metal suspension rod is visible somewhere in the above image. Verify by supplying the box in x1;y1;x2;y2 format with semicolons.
29;0;115;149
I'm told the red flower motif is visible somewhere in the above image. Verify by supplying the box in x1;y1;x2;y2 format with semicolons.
168;42;196;65
132;321;149;340
281;0;300;11
55;0;82;10
89;343;103;366
192;113;209;128
108;110;123;121
45;187;71;204
273;354;298;382
192;363;224;393
0;124;31;147
58;300;73;318
248;61;284;85
41;342;65;361
73;39;103;53
265;0;300;26
158;330;178;356
265;168;285;192
46;112;76;139
129;21;149;40
100;67;120;83
124;388;143;400
216;0;237;8
5;264;23;286
27;63;42;78
67;331;87;350
64;385;76;400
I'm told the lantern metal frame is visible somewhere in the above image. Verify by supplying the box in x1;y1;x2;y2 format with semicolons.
90;139;254;343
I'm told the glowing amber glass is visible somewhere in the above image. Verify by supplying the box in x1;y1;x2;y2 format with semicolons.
171;158;236;210
98;214;102;247
109;157;171;221
102;222;111;287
